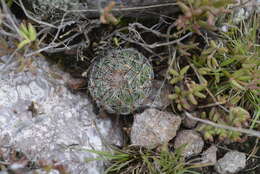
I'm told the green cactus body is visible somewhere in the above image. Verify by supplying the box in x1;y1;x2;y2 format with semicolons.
88;49;154;115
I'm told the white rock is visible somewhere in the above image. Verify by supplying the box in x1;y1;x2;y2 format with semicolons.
173;130;204;157
201;145;217;165
214;151;246;174
131;108;181;148
0;52;123;174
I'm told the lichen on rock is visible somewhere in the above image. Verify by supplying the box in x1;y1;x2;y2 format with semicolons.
131;108;181;148
0;37;123;174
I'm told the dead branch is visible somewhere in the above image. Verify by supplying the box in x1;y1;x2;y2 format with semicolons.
184;111;260;138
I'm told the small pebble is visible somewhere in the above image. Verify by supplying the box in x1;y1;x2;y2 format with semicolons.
131;108;181;148
174;130;204;157
214;151;246;174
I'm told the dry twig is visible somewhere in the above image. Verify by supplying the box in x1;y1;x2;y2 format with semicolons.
184;111;260;138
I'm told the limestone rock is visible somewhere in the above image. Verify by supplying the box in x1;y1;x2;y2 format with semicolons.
201;145;217;165
131;108;181;148
0;38;123;174
214;151;246;174
173;130;204;157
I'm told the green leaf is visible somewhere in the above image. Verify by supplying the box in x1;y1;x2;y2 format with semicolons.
17;39;30;49
194;91;206;98
180;65;190;76
169;94;178;100
18;25;29;40
170;77;181;84
28;23;37;41
188;94;198;105
236;76;252;81
198;67;211;75
230;79;246;90
169;69;179;76
220;57;236;66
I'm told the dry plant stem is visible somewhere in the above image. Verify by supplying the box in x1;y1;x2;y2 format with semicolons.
0;30;18;38
1;0;19;34
24;32;83;57
247;138;259;160
184;112;260;138
130;23;177;39
18;0;57;28
68;3;178;13
151;50;177;108
117;31;192;49
189;63;229;113
166;23;176;65
197;101;227;109
115;33;160;58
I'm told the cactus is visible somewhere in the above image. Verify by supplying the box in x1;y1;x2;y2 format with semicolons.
88;49;154;115
21;0;87;22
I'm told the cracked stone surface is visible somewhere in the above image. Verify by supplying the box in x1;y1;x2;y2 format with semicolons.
0;41;123;174
214;151;246;174
182;113;198;129
201;145;217;165
173;130;204;157
131;108;181;148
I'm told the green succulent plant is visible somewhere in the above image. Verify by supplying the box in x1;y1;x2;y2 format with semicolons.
197;106;250;142
168;66;207;111
88;48;154;115
175;0;235;34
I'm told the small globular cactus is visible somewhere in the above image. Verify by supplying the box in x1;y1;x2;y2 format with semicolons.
88;48;154;115
22;0;87;22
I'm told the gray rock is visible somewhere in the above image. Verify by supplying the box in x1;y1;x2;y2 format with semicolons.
201;145;217;165
230;0;260;24
131;108;181;148
173;130;204;157
214;151;246;174
0;39;123;174
31;169;60;174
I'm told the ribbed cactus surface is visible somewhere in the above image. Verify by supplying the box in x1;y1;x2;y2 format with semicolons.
88;49;154;115
21;0;87;22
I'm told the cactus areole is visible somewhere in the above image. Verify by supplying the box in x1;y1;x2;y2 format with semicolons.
88;49;154;115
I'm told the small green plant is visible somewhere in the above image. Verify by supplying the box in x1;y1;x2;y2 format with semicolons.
194;16;260;113
175;0;235;34
18;22;37;49
197;106;250;142
170;9;259;142
168;65;190;85
168;66;207;111
85;144;200;174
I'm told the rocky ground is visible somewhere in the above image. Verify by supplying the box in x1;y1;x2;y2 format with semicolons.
0;0;259;174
